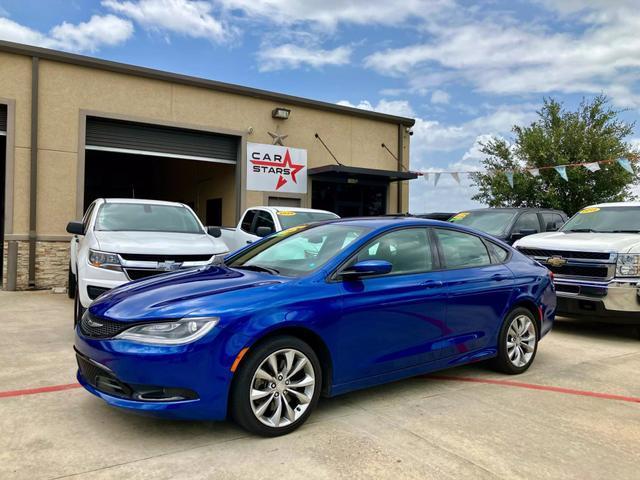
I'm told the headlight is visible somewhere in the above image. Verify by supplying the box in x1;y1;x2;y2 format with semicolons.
88;249;122;271
616;254;640;277
115;317;219;345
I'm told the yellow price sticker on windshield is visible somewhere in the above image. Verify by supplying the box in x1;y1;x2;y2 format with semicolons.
451;212;469;221
277;211;297;216
579;207;600;214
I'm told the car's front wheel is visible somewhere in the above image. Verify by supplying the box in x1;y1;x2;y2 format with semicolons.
230;336;322;437
493;307;539;374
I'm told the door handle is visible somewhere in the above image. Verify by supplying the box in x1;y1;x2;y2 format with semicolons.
491;273;509;281
421;280;444;289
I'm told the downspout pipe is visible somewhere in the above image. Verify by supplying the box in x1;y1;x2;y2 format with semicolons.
397;124;404;214
28;56;39;287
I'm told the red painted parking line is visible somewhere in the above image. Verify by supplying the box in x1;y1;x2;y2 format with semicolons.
0;383;81;399
425;374;640;404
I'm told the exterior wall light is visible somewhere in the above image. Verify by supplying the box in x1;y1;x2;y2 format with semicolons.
272;108;291;120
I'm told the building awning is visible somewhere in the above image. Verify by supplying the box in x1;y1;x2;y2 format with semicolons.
308;165;417;183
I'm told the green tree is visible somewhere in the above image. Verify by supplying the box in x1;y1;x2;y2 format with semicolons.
470;96;638;215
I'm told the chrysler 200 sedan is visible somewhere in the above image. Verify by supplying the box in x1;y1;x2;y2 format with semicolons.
75;218;556;436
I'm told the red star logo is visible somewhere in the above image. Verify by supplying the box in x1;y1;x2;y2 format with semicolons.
250;149;305;190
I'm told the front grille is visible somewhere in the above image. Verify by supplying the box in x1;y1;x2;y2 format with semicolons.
517;248;611;260
547;264;609;278
76;352;132;398
119;253;213;262
80;313;132;339
124;268;166;281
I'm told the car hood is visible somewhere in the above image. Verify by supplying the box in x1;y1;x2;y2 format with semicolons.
89;265;287;322
93;231;227;255
515;231;640;253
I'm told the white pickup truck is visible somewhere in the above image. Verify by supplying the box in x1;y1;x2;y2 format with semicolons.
514;202;640;326
219;206;339;252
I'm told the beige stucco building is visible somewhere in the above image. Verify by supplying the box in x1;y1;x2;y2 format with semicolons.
0;40;415;291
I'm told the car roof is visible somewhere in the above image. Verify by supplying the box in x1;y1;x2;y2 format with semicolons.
259;206;338;216
460;207;565;213
324;216;452;229
101;198;188;207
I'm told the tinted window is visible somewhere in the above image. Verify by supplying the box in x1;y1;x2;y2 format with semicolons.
450;210;517;236
435;229;491;269
241;210;257;233
254;211;275;234
542;212;564;231
354;228;433;275
82;202;96;232
95;203;203;234
513;213;540;233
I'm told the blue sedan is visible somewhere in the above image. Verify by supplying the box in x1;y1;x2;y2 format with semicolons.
74;218;555;436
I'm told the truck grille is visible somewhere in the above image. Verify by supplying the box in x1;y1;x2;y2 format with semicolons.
517;248;612;260
547;264;609;278
124;268;167;281
119;253;213;262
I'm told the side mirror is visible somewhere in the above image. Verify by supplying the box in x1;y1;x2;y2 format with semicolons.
256;226;274;238
339;260;393;279
511;228;537;241
546;222;559;232
66;221;84;236
207;226;222;238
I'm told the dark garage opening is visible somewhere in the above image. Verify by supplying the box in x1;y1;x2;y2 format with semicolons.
83;150;236;226
0;134;5;284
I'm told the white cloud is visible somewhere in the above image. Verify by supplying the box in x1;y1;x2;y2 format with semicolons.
336;99;415;117
258;44;352;72
103;0;233;42
0;14;133;52
364;2;640;108
430;89;450;104
217;0;454;29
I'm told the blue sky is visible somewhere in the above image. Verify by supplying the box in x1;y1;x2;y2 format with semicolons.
1;0;639;213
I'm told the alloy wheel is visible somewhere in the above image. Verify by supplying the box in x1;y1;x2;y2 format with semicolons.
506;314;536;368
249;348;315;428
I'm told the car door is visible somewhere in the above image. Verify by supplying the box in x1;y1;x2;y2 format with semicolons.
509;212;541;242
335;227;448;384
236;209;259;248
433;228;515;357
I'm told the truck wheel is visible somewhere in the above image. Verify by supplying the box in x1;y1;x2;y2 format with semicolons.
230;336;322;437
493;307;539;374
68;264;76;299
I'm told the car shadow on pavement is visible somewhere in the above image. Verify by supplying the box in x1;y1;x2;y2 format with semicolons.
553;316;640;341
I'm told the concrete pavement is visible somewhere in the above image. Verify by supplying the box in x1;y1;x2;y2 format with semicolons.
0;291;638;479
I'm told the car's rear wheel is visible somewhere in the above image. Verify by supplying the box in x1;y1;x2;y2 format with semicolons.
68;264;76;299
73;285;85;327
493;307;539;374
230;336;322;437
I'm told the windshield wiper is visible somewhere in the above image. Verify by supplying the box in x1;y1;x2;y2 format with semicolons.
234;265;280;275
563;228;600;233
601;230;640;234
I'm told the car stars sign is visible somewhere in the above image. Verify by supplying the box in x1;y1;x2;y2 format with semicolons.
247;142;307;194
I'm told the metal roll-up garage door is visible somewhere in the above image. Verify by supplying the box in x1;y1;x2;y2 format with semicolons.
85;117;237;164
0;104;7;135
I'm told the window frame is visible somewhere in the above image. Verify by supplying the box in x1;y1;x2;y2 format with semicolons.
512;211;542;234
330;226;441;282
240;209;258;234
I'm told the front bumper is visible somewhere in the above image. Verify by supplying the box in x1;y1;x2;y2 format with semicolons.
554;277;640;324
74;326;237;420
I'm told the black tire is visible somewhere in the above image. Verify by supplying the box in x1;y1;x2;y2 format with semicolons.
493;307;539;374
73;284;85;327
230;336;322;437
68;264;76;299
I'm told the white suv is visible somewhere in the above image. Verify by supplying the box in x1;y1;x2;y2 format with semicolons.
514;202;640;326
67;198;228;324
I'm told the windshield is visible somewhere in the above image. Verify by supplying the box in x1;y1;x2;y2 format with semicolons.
227;223;370;277
95;203;204;234
276;211;339;229
561;206;640;233
449;210;517;236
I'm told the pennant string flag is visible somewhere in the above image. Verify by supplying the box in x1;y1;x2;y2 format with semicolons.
423;172;429;182
529;168;540;177
433;172;441;187
450;172;460;184
555;165;568;181
617;158;633;174
505;171;514;188
584;162;600;172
